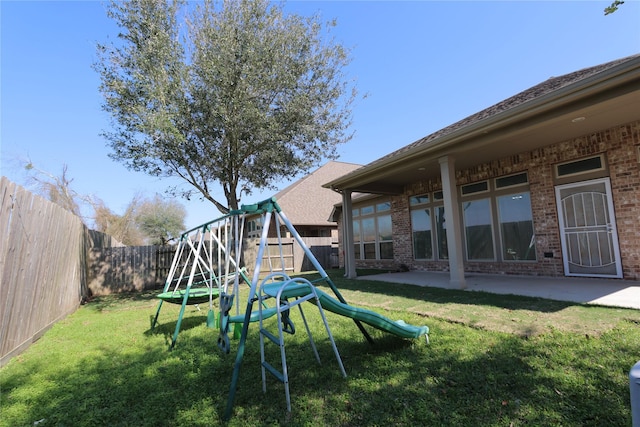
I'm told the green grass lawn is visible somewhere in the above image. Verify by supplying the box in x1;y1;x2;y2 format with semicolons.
2;269;639;426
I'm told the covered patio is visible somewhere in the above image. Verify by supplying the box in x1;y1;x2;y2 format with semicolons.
325;55;640;287
359;271;640;309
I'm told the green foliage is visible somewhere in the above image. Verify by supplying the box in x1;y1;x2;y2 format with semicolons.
604;0;624;15
92;195;145;245
135;194;186;245
2;273;638;426
95;0;356;213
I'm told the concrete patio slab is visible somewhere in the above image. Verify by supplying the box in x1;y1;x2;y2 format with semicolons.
358;271;640;310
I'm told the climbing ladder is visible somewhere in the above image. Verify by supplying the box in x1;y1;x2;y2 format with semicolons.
258;273;346;412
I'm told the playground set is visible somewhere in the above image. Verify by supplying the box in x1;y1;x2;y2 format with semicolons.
151;197;429;418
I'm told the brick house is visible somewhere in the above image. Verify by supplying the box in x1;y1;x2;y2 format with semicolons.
324;55;640;287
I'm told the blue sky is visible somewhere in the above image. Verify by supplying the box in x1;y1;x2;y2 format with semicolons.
2;0;639;229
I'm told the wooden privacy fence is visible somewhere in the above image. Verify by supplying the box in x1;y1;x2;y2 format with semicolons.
0;178;123;367
1;178;86;366
87;245;175;295
243;236;338;274
91;237;338;294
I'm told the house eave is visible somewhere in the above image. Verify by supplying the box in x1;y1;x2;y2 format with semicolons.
324;56;640;193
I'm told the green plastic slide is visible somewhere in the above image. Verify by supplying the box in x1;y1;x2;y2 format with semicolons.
314;288;429;339
260;281;428;339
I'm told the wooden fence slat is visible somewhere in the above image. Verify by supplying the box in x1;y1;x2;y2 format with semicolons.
0;179;86;367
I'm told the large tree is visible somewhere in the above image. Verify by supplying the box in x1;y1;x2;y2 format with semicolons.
93;196;145;245
95;0;356;213
135;195;186;245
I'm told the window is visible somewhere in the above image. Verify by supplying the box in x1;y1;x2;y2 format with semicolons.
458;174;535;262
411;208;433;259
377;202;391;212
461;181;489;195
352;220;361;260
410;195;430;205
463;198;495;260
352;201;394;260
360;205;375;215
555;154;605;178
435;206;448;260
498;193;536;261
496;172;528;189
361;217;376;259
247;218;263;238
377;215;394;259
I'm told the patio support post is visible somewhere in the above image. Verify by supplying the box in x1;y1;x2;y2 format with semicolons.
342;190;357;279
438;156;467;289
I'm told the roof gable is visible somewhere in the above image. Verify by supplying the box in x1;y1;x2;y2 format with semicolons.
275;161;362;225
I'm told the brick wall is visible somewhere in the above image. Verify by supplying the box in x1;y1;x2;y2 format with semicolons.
340;120;640;279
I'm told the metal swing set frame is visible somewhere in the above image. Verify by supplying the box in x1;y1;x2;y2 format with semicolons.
151;197;375;418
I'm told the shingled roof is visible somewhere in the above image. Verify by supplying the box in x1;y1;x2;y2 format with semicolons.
325;54;640;192
274;161;362;225
375;54;640;166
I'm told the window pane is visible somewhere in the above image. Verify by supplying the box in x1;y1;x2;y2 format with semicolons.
360;205;374;215
354;244;361;260
361;218;376;242
379;242;394;259
463;199;494;260
498;193;536;261
352;220;360;243
377;215;392;241
435;206;448;260
410;195;430;206
461;181;488;195
496;173;528;188
376;202;391;212
411;209;432;259
363;243;376;259
557;156;603;177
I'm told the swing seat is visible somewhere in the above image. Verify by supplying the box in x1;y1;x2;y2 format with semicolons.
157;288;221;305
228;306;278;323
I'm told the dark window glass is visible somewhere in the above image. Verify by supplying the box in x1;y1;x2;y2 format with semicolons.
463;199;495;260
496;173;528;188
498;193;536;261
435;206;448;259
379;242;394;259
557;156;603;176
411;209;432;260
461;181;489;195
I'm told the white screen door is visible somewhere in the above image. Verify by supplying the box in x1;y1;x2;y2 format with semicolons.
555;178;622;278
